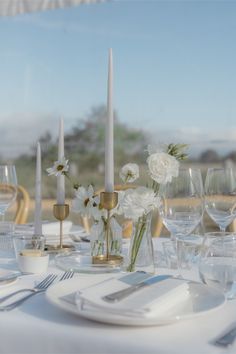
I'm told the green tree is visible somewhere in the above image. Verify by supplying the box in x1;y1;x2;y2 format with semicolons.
13;105;149;196
65;105;148;172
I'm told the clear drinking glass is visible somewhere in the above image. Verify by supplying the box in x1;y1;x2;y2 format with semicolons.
158;168;205;241
205;167;236;232
199;235;236;299
0;165;18;218
176;234;204;280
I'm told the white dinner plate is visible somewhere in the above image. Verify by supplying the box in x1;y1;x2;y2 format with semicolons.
46;274;226;326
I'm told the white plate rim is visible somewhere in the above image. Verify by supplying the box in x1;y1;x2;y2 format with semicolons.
0;270;19;288
46;274;226;326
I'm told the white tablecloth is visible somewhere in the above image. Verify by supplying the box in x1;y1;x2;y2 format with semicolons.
0;238;234;354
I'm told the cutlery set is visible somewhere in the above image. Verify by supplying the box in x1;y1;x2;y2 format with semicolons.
0;271;74;311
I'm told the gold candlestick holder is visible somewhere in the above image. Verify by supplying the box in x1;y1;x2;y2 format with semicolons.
45;204;74;253
92;192;123;266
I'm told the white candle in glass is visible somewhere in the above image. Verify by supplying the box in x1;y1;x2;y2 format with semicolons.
57;118;65;204
105;48;114;193
34;142;42;236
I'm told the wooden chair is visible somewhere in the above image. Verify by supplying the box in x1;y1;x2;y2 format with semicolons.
81;184;163;238
14;185;30;224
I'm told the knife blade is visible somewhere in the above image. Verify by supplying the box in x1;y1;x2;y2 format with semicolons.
102;274;172;303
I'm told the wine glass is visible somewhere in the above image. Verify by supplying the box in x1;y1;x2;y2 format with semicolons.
205;167;236;232
0;165;18;221
158;168;205;242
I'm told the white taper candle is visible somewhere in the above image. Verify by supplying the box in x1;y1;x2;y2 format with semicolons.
105;48;114;193
57;118;65;204
34;142;42;236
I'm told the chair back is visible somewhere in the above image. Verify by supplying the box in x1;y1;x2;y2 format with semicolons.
14;185;30;224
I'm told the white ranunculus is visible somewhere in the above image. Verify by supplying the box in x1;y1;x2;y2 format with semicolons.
147;152;179;184
119;163;139;183
120;186;160;221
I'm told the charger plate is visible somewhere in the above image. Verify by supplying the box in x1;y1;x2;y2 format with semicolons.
46;274;226;326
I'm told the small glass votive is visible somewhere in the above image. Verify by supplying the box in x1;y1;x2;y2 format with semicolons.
0;222;15;252
162;241;178;269
176;234;204;280
13;235;49;274
199;235;236;299
203;231;236;247
0;221;15;235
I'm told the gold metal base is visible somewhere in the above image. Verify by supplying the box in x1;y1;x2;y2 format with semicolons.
100;192;118;210
53;204;70;221
44;244;74;253
92;254;123;266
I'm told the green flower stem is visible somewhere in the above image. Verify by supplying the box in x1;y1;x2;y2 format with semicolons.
127;216;148;272
64;172;80;190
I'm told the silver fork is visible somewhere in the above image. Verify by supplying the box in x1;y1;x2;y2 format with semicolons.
0;274;57;311
59;271;74;281
0;271;74;311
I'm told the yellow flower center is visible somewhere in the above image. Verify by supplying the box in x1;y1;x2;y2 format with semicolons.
57;164;64;171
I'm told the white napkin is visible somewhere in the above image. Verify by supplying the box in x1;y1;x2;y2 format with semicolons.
76;275;190;319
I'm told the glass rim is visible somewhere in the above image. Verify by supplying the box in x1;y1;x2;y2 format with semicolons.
13;234;45;240
205;231;236;236
211;234;236;244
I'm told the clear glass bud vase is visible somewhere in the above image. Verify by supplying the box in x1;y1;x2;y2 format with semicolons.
90;217;122;257
126;213;155;273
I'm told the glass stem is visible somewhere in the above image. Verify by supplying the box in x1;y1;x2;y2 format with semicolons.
219;226;226;233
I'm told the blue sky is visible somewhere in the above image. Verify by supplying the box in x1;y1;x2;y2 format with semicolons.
0;0;236;157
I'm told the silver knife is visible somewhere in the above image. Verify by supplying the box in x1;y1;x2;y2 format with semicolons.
102;274;172;303
212;323;236;347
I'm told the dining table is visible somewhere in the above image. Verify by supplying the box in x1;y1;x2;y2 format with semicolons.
0;234;234;354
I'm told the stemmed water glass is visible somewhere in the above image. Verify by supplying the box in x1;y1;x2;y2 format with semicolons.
158;168;205;242
205;167;236;232
0;165;18;221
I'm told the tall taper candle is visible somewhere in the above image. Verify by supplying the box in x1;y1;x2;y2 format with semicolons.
105;48;114;192
57;118;65;204
34;142;42;236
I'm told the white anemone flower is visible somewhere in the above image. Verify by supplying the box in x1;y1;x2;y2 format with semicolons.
119;163;139;183
120;186;160;221
72;185;96;217
89;194;103;221
147;152;179;185
46;157;69;176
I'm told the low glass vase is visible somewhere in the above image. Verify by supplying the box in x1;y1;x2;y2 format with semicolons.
126;213;155;273
90;217;122;257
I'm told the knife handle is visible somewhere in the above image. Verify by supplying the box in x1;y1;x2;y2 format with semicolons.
102;282;146;303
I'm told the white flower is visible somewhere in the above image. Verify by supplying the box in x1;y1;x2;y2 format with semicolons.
120;186;160;221
119;163;139;183
147;152;179;184
89;194;103;221
46;157;69;176
72;185;97;217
